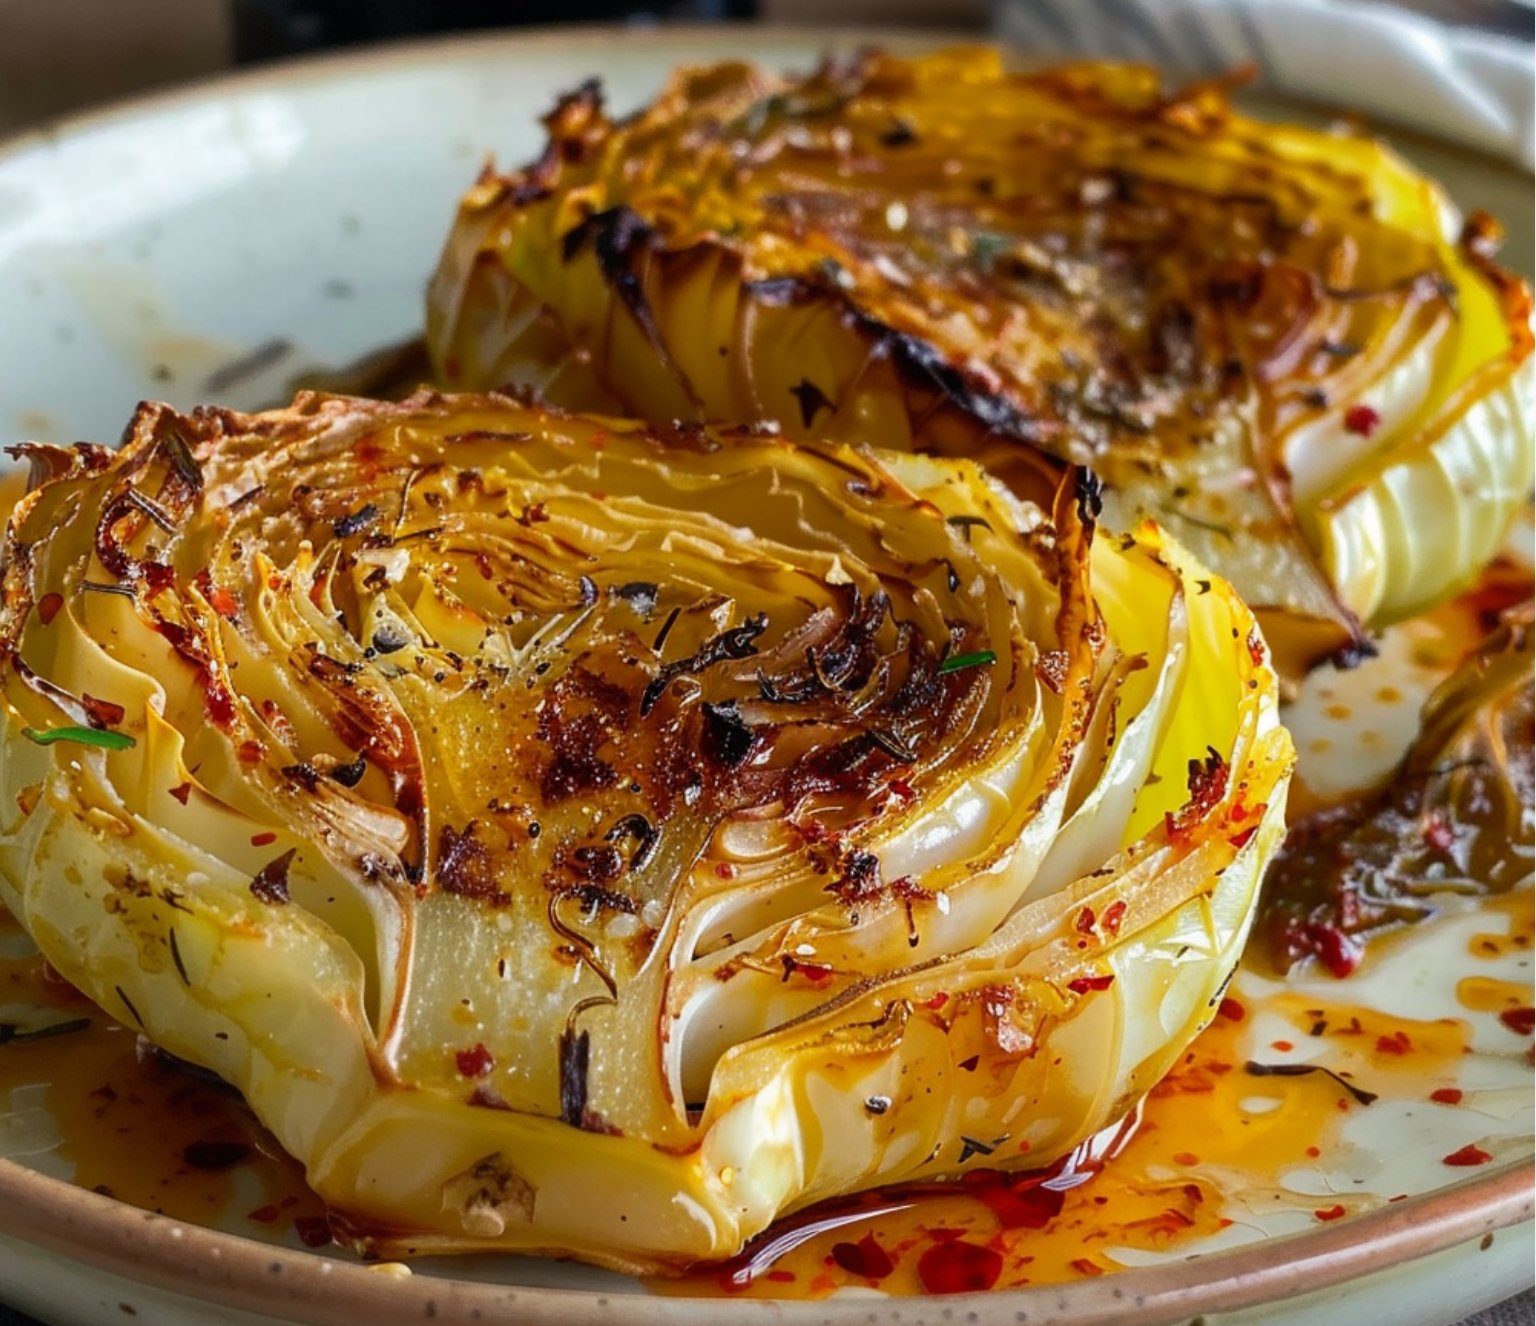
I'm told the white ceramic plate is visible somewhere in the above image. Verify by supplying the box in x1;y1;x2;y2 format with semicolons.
0;24;1530;1326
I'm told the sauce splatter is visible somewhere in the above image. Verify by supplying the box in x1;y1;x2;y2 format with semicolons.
653;984;1474;1298
1455;976;1532;1018
1468;890;1535;962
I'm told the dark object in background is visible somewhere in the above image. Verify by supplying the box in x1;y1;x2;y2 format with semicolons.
233;0;754;62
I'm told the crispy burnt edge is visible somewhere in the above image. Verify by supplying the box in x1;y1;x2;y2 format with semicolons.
0;396;451;1089
103;388;1001;1143
464;69;1390;671
472;72;1060;474
0;399;971;1270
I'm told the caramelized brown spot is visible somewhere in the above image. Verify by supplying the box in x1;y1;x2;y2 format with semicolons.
437;822;504;904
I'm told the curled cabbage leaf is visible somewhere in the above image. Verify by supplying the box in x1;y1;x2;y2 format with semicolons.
0;392;1290;1269
428;48;1535;675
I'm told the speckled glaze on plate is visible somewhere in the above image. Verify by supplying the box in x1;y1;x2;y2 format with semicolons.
0;23;1530;1326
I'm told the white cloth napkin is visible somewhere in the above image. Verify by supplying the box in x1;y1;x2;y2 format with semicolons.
992;0;1535;167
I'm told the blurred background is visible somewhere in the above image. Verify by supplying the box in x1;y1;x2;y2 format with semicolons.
0;0;1530;133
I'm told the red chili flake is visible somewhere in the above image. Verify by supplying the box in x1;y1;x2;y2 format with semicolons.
1422;813;1455;854
208;587;240;620
1430;1088;1464;1105
1075;907;1096;934
293;1216;333;1248
1272;1040;1294;1052
1443;1144;1493;1167
923;991;949;1010
37;593;63;625
237;740;266;765
1228;824;1260;849
888;777;916;803
167;782;192;805
1068;973;1115;994
830;1233;894;1280
81;694;127;729
1306;1146;1321;1158
1101;900;1127;935
782;956;834;985
1070;1258;1105;1277
250;831;278;847
1218;997;1245;1023
1307;922;1364;979
1173;1151;1200;1166
714;862;738;880
765;1270;796;1284
1375;1030;1412;1056
455;1043;494;1079
1499;1007;1535;1035
916;1239;1002;1294
975;1180;1064;1230
1164;748;1229;844
1343;404;1381;437
473;550;495;581
1314;1204;1347;1222
247;1204;281;1224
1245;628;1265;667
520;502;549;525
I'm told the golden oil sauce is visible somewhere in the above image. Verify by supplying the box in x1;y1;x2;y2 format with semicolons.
1;892;1477;1299
653;983;1475;1298
1467;889;1535;964
0;908;325;1239
1456;977;1531;1015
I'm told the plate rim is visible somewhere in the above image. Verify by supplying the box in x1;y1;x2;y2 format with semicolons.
0;19;1530;1324
0;1139;1529;1324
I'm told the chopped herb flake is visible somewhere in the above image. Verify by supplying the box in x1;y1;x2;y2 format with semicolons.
938;650;997;675
22;725;135;750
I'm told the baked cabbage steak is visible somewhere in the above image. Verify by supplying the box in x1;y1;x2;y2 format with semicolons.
428;48;1535;676
0;392;1291;1270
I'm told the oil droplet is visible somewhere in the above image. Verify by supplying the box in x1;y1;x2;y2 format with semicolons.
1468;891;1534;962
1456;976;1530;1016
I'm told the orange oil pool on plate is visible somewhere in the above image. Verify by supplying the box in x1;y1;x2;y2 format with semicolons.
0;895;1524;1290
0;910;325;1240
652;981;1481;1298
